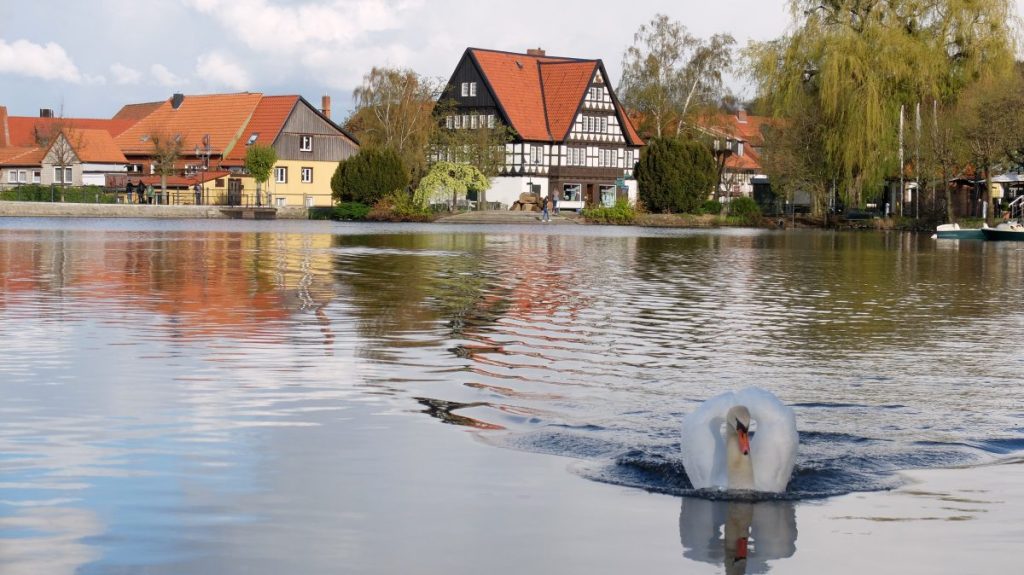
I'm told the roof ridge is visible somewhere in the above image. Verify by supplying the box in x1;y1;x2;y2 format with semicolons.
467;46;589;63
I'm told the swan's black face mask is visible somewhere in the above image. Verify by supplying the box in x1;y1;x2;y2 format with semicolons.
735;420;748;434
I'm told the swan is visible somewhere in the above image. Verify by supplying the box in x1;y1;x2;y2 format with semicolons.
680;387;798;493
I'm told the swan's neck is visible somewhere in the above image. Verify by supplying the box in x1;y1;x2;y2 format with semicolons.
726;427;754;491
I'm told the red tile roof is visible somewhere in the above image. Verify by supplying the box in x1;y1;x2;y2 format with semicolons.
468;48;643;146
540;61;597;140
5;117;137;148
0;146;45;166
63;129;128;163
112;101;163;122
114;93;263;157
225;95;298;161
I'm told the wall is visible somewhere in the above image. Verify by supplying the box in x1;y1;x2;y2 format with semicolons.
264;159;336;207
487;176;548;208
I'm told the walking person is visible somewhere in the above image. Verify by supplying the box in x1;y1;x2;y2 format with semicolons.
541;194;550;222
125;180;134;204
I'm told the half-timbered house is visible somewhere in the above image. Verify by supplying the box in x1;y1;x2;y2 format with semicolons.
439;48;644;210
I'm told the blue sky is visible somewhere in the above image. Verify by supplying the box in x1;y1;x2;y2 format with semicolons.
1;1;1020;122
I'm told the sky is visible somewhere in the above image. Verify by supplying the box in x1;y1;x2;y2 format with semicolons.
0;0;1021;121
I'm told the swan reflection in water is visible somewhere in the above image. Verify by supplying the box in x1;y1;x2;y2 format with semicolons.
679;497;797;574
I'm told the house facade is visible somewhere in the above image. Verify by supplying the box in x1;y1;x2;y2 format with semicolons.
114;93;358;207
438;48;644;209
222;95;359;208
694;110;772;201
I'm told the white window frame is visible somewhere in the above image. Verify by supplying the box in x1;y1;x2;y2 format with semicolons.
487;114;495;128
32;170;41;183
300;167;313;183
454;115;462;129
299;135;313;152
6;171;14;184
470;114;479;129
53;167;62;183
446;116;454;129
469;82;477;97
461;82;469;97
18;170;27;183
530;146;543;165
275;166;287;184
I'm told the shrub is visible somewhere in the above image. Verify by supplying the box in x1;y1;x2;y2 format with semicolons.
331;148;409;205
635;137;715;213
728;196;762;225
699;199;723;215
334;202;371;220
582;198;637;224
366;189;433;222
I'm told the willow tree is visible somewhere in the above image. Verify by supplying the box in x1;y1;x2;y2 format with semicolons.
747;0;1016;211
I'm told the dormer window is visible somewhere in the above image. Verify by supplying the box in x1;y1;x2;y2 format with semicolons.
299;135;313;152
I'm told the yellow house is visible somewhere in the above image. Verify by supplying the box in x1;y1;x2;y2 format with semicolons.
222;95;358;208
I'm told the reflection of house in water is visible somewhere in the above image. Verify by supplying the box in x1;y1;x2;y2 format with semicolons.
0;229;337;343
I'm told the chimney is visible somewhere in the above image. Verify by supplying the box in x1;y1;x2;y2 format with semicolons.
171;93;185;109
737;109;748;123
0;106;9;147
321;95;332;120
526;47;546;57
40;108;54;118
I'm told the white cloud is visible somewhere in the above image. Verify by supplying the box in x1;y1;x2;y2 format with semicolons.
195;52;250;90
110;62;141;85
0;38;82;82
182;0;423;88
151;63;186;87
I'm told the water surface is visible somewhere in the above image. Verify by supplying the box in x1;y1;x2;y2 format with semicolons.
0;218;1021;573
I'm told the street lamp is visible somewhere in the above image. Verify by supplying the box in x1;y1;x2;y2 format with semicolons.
194;134;211;205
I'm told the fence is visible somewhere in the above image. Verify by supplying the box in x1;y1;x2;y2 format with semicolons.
0;185;267;207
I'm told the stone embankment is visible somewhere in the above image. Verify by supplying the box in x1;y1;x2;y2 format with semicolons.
433;210;579;224
0;201;309;219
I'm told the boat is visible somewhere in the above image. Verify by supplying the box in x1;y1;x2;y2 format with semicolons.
933;223;985;240
981;220;1024;241
981;196;1024;241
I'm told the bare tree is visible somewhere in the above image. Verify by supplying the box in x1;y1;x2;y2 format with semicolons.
34;113;83;199
149;132;184;203
618;14;734;138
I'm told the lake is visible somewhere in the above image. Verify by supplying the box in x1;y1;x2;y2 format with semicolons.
0;218;1021;573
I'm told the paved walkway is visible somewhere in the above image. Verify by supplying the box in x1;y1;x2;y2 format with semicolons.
434;209;580;224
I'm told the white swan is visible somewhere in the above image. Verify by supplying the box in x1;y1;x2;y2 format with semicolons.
680;387;798;493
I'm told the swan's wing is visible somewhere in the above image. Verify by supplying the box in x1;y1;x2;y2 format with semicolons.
680;392;735;489
736;387;798;492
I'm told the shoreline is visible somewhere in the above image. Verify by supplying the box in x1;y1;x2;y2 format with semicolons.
0;200;941;232
0;200;310;219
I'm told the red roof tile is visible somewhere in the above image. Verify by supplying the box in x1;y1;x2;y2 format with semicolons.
114;93;263;157
469;48;643;146
6;117;137;147
225;95;298;161
112;101;163;122
0;146;45;166
540;61;597;140
63;129;128;163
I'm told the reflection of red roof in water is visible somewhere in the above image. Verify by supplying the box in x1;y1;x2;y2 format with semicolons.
0;232;333;339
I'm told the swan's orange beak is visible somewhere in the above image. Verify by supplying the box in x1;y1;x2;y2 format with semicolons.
737;429;750;455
